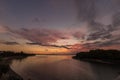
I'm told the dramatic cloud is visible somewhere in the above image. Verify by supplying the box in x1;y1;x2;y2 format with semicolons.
98;38;120;47
75;0;120;44
1;24;119;51
14;28;70;45
81;35;120;50
86;21;111;40
85;12;120;45
1;0;120;53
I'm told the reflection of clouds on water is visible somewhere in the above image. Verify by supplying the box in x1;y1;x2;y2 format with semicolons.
41;59;96;80
11;56;120;80
11;56;96;80
87;62;120;80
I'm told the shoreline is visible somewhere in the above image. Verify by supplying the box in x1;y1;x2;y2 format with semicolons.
73;49;120;65
73;56;119;65
0;59;23;80
0;54;35;80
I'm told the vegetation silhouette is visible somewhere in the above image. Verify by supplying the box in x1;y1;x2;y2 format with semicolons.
73;49;120;64
0;51;35;58
0;51;35;80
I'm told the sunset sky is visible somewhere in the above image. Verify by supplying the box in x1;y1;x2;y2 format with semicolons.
0;0;120;54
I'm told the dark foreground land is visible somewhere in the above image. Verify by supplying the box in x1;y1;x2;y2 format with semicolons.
0;51;35;80
73;49;120;64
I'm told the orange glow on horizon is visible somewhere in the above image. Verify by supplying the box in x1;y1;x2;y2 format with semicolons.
0;43;120;54
0;44;70;54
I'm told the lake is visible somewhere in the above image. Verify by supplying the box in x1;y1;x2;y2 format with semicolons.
10;55;120;80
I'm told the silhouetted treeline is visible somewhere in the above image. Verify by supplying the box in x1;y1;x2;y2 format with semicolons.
0;51;35;58
73;49;120;63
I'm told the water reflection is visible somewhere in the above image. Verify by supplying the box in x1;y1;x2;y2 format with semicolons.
11;55;120;80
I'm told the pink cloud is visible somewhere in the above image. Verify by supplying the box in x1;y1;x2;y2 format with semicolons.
0;26;9;33
15;28;70;45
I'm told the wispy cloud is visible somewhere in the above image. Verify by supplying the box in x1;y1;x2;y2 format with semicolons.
26;42;71;49
1;25;120;51
75;0;120;42
72;31;85;39
15;28;70;45
0;26;10;33
3;42;19;45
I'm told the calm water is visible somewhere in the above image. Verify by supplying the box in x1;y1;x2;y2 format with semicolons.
10;55;120;80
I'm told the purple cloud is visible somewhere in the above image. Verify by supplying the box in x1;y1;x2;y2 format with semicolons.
15;28;70;45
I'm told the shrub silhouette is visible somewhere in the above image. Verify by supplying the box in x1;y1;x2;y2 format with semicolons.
74;49;120;63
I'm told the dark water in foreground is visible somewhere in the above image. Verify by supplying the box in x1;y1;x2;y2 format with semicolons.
10;55;120;80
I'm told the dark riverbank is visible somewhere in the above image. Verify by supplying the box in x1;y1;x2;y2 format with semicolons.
0;51;35;80
0;63;23;80
73;49;120;64
0;51;35;58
